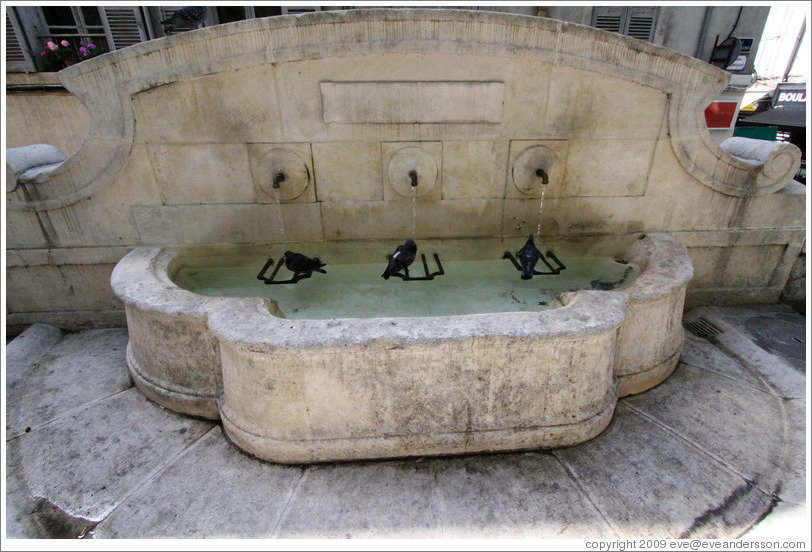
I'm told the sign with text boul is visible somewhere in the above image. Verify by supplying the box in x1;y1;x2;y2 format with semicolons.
773;83;806;110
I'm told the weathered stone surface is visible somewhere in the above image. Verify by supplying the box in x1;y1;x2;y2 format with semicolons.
554;402;778;539
13;389;214;522
6;329;131;439
430;452;614;538
5;305;806;539
275;460;441;538
5;9;805;329
92;428;301;538
321;81;504;124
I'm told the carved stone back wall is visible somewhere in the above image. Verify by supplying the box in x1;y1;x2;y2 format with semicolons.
5;9;806;332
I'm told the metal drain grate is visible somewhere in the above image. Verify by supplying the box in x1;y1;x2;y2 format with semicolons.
683;317;722;338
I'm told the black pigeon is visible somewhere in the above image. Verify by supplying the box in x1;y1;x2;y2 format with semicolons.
382;238;417;279
161;7;207;34
283;251;326;274
517;234;542;280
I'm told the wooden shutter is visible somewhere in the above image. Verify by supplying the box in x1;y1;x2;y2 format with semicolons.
281;6;322;15
627;7;658;42
593;6;624;34
6;10;35;71
593;6;658;42
100;6;146;50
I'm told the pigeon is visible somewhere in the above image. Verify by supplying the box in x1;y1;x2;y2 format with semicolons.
161;6;207;34
382;238;417;279
517;234;542;280
283;251;326;274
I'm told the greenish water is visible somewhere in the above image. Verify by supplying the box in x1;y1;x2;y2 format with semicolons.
173;256;637;320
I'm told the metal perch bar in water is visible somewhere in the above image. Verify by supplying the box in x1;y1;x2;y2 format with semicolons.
256;257;319;285
387;253;445;281
502;250;566;275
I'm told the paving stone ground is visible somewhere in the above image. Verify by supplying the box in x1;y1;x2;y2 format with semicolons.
3;305;809;545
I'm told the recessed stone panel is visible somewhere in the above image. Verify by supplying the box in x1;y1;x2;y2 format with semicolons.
442;141;507;199
321;199;502;240
312;142;383;201
506;141;569;199
147;144;254;205
382;142;442;200
321;81;504;124
248;143;315;203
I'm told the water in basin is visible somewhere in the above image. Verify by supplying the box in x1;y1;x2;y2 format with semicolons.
173;254;638;319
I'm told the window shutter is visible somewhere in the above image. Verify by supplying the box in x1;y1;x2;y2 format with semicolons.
6;10;34;71
593;6;624;34
101;6;146;50
281;6;322;15
592;6;658;42
627;7;658;42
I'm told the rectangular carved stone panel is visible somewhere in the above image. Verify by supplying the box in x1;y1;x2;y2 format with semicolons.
321;81;504;124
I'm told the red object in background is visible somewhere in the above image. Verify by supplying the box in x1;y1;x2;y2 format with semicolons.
704;101;739;129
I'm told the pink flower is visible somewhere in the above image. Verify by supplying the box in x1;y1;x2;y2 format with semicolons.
79;47;88;55
88;43;96;50
60;40;70;47
46;41;58;51
41;51;47;56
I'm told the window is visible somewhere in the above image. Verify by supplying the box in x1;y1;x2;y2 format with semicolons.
592;7;659;42
6;6;435;72
6;6;149;71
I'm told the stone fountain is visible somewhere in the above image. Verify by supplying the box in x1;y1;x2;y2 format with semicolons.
6;9;804;463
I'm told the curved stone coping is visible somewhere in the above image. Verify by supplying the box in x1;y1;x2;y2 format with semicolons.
7;8;773;211
621;233;694;303
612;233;692;396
206;289;627;351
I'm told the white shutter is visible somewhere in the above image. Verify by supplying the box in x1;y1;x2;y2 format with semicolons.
101;6;146;50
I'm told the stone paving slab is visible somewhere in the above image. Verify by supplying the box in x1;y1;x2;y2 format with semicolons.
8;389;214;524
679;334;771;391
688;307;806;400
553;402;774;539
428;452;614;538
6;329;132;439
5;324;62;394
3;305;808;542
274;459;442;538
625;364;788;496
92;427;302;538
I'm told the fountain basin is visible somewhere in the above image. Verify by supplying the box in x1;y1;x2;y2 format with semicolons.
111;233;692;463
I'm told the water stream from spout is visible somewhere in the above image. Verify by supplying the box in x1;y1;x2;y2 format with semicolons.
273;187;287;247
535;184;547;238
411;187;417;238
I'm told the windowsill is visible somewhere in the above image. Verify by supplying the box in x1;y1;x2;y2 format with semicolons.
6;72;62;85
6;72;68;93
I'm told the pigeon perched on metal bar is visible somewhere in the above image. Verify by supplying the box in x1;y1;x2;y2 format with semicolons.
283;251;326;274
161;7;207;34
382;238;417;279
517;234;542;280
